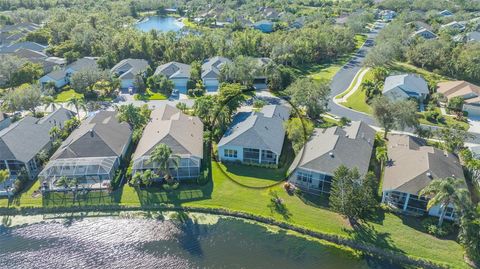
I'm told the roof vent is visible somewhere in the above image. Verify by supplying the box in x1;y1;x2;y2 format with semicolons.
89;129;94;137
329;152;334;158
426;172;432;179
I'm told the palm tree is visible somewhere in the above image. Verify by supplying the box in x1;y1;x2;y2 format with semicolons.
375;146;388;171
117;104;145;129
67;97;86;119
420;177;471;227
149;144;179;183
43;96;57;112
141;169;157;188
49;126;62;140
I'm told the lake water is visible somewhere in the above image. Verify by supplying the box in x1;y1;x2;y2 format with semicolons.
0;213;402;268
136;16;184;32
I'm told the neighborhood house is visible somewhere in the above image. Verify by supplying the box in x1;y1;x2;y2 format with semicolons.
218;104;290;166
289;121;375;195
39;57;99;89
132;104;204;180
382;74;429;102
154;61;191;94
382;134;466;220
437;80;480;116
111;58;149;90
39;111;132;191
202;56;232;92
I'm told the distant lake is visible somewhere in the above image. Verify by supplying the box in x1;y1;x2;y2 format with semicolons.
0;213;403;269
136;16;184;32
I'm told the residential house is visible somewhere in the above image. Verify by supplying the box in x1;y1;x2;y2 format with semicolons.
258;7;281;21
412;28;438;39
11;48;66;73
39;111;132;191
439;10;454;17
440;21;466;32
253;20;274;33
218;105;290;166
201;56;231;92
111;58;149;90
253;57;271;89
382;74;429;102
0;108;74;182
154;61;191;94
382;134;466;220
132;104;204;180
0;41;46;54
437;80;480;116
466;31;480;42
39;57;99;89
289;121;375;195
379;10;397;21
0;23;40;46
0;111;11;131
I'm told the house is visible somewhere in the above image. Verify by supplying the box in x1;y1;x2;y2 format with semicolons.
382;74;429;102
0;111;11;131
253;20;274;33
289;121;375;195
439;10;453;17
11;48;66;73
39;57;99;89
0;108;74;182
440;21;466;32
466;31;480;42
258;7;281;21
0;41;46;54
154;61;191;94
437;80;480;116
406;21;433;31
379;10;397;21
0;23;40;46
39;111;132;191
412;28;438;39
218;105;290;166
111;58;149;90
201;56;231;92
132;104;203;180
382;134;466;220
253;57;271;89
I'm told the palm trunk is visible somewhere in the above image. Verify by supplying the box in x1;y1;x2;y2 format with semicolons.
438;203;447;227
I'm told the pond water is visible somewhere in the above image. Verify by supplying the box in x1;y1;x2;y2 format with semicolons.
0;213;403;268
136;16;184;32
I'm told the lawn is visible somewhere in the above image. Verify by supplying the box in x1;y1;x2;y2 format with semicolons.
418;108;470;130
54;89;84;102
340;68;374;114
134;89;168;101
0;160;468;268
335;67;367;100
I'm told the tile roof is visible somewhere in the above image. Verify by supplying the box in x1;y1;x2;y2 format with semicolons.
154;61;191;79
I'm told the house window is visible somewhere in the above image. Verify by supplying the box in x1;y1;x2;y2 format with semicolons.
243;148;260;163
224;149;238;158
297;171;313;183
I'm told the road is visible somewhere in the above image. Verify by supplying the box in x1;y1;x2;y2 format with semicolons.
326;22;480;145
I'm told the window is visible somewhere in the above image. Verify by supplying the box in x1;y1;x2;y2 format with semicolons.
297;171;313;183
243;148;260;163
224;149;238;158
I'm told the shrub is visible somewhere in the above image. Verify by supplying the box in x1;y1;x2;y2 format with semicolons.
425;110;440;122
253;99;266;108
421;218;456;238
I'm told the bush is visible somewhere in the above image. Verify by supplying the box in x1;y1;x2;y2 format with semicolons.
421;218;456;238
425;110;440;122
253;99;266;108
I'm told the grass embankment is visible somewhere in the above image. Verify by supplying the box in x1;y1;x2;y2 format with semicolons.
54;89;84;102
340;68;374;114
134;89;168;100
335;67;367;100
0;160;468;268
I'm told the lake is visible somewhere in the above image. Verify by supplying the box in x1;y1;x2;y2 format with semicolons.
136;16;184;32
0;212;403;268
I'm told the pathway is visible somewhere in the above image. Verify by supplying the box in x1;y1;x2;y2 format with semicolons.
334;67;370;103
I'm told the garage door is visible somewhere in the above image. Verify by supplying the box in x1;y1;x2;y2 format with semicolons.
464;104;480;117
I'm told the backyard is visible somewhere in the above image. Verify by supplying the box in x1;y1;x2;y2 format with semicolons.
54;89;84;102
134;88;168;101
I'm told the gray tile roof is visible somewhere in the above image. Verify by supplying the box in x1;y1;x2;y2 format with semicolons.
51;111;132;160
382;134;465;195
154;61;191;79
67;57;98;72
133;104;204;160
289;121;375;176
383;74;429;97
0;108;74;163
0;111;6;122
201;56;231;79
0;41;46;53
111;58;149;80
467;31;480;42
218;105;290;155
44;69;67;81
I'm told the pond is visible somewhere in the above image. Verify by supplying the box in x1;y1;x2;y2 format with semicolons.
0;213;403;268
136;16;184;32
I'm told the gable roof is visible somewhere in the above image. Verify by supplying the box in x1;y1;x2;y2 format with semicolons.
383;74;429;96
201;56;231;79
154;61;191;79
290;121;375;176
111;58;149;80
413;28;437;39
51;111;131;160
218;105;290;155
437;80;480;104
133;104;204;160
0;108;74;163
67;57;98;72
382;134;465;195
0;41;46;53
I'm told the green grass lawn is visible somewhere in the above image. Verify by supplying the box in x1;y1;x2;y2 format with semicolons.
0;160;468;268
418;108;470;130
340;68;373;115
335;67;367;100
134;89;168;101
54;89;84;102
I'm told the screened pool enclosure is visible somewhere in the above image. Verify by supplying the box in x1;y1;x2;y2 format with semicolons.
132;155;201;180
39;157;119;191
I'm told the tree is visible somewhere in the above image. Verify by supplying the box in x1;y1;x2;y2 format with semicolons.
2;84;42;115
11;62;43;85
149;144;179;183
141;169;157;188
447;96;464;112
193;95;216;126
70;69;110;94
371;96;419;139
220;56;258;87
176;102;188;113
43;96;58;112
49;126;62;140
458;207;480;263
435;124;471;153
284;117;314;153
117;104;148;129
375;146;388;171
67;97;86;119
0;170;9;186
420;177;471;227
146;74;174;95
92;79;117;98
288;78;330;120
0;54;25;88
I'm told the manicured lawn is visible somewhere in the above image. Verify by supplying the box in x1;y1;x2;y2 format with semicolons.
418;108;470;130
134;89;168;100
54;89;84;102
340;83;373;114
335;67;367;100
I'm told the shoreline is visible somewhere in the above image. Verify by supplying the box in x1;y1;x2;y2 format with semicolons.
0;204;447;269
